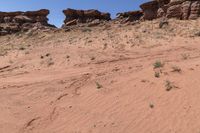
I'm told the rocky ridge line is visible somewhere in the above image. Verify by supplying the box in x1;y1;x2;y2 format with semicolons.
0;0;200;35
62;8;111;28
0;9;55;35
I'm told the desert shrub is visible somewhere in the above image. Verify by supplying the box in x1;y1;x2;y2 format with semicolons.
153;60;164;69
154;72;160;78
165;80;173;91
95;82;102;89
171;66;181;73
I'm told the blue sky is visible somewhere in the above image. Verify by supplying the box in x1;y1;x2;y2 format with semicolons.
0;0;148;27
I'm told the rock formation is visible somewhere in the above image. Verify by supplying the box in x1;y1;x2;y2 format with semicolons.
0;9;55;35
157;0;171;6
116;0;199;22
62;8;111;27
140;1;159;20
116;10;143;23
139;0;200;20
166;0;200;19
1;1;200;34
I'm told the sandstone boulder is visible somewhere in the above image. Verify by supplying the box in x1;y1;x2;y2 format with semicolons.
140;1;159;20
116;10;143;22
87;19;101;27
65;19;77;26
13;15;34;23
101;13;111;20
63;8;111;27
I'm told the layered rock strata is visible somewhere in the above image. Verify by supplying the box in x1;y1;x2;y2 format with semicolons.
62;8;111;27
0;9;55;35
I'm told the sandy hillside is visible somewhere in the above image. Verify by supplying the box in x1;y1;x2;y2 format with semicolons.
1;19;200;133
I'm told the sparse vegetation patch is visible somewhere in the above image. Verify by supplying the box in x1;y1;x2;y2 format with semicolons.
95;82;103;89
181;54;190;60
165;80;178;92
171;66;182;73
153;60;164;69
154;72;160;78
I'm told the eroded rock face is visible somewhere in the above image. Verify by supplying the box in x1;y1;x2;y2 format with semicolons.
139;0;200;20
0;9;55;35
140;1;159;20
189;1;200;19
116;10;143;23
157;0;171;6
62;8;111;27
165;0;200;19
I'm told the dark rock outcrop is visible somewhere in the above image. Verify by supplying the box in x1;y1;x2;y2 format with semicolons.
157;0;171;6
140;1;159;20
116;10;143;23
115;0;199;22
0;9;55;35
62;8;111;27
166;0;200;19
113;0;199;23
139;0;200;20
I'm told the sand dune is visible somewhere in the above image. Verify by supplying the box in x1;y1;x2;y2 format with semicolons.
1;19;200;133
